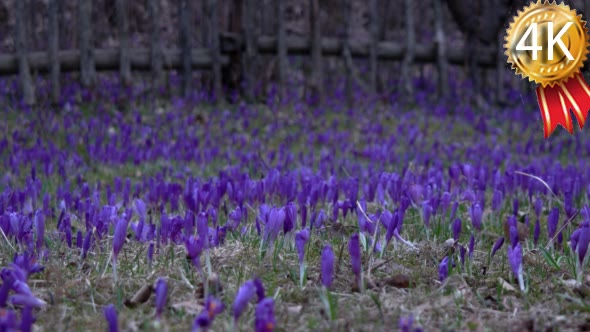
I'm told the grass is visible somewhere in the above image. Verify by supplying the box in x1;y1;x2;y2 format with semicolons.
2;87;590;331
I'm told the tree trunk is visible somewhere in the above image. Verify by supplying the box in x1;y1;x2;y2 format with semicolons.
48;0;60;105
276;0;288;101
116;0;131;86
78;0;95;88
208;0;224;103
178;0;192;97
369;0;379;94
433;0;448;99
309;0;323;104
16;0;35;105
401;0;415;98
148;0;164;92
242;0;257;101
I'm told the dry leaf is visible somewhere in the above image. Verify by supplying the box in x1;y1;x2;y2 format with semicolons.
124;284;154;308
497;277;516;292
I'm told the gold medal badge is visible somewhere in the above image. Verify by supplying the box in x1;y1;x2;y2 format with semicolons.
505;1;590;138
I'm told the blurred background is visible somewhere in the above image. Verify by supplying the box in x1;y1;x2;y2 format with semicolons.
1;0;589;108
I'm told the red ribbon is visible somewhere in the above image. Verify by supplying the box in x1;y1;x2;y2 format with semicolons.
536;72;590;138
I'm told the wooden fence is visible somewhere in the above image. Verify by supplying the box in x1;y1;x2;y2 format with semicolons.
9;0;507;106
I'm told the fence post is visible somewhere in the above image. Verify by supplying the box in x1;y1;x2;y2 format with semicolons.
341;0;352;106
78;0;95;88
48;0;60;105
401;0;415;97
242;0;257;102
276;0;288;101
309;0;323;104
116;0;131;86
495;32;505;104
148;0;163;91
208;0;224;103
433;0;448;99
369;0;379;94
16;0;35;105
178;0;192;97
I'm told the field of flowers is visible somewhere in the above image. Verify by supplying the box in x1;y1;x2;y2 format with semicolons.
2;75;590;331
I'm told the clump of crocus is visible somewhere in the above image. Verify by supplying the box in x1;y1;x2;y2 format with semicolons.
295;229;310;288
103;304;119;332
439;257;449;282
112;216;128;283
507;242;525;291
348;233;362;291
155;278;168;320
255;297;276;332
193;295;225;332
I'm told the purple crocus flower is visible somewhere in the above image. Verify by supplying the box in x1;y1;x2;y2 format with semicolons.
399;315;423;332
491;237;504;258
470;203;482;231
155;278;168;319
452;218;461;241
295;229;310;265
263;207;285;246
459;245;466;268
103;304;119;332
468;234;475;258
20;306;34;332
492;190;503;212
509;225;519;248
574;222;590;280
534;197;543;217
320;245;335;289
283;203;296;233
547;207;559;240
232;280;256;322
193;295;225;331
254;297;276;332
253;278;265;302
112;216;128;282
185;235;203;269
507;242;524;291
348;233;361;284
438;257;449;282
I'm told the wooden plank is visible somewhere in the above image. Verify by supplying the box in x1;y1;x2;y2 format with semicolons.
341;0;352;105
48;0;60;104
369;0;378;93
0;39;497;76
178;0;192;97
242;0;257;101
78;0;95;87
208;0;223;102
116;0;131;86
309;0;323;103
433;0;448;98
276;0;288;100
15;0;35;105
401;0;415;96
0;48;229;75
148;0;164;89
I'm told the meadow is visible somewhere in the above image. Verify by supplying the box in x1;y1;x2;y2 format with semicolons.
1;75;590;332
